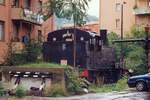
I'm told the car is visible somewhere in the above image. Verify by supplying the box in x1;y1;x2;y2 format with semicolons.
127;73;150;91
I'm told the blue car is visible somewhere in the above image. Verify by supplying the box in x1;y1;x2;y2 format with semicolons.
127;73;150;91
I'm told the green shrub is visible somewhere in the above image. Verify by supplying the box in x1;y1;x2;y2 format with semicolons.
65;68;86;94
113;76;128;91
9;54;27;65
90;76;128;93
90;84;116;93
16;86;26;98
25;40;42;63
0;83;4;96
48;84;66;97
5;40;42;66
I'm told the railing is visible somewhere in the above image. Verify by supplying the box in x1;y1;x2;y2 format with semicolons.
133;7;150;15
11;8;44;25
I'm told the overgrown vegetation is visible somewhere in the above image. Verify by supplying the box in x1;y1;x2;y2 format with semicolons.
14;63;86;96
46;84;66;97
25;41;42;63
90;76;128;93
65;68;87;95
108;26;150;74
15;85;26;98
5;40;42;66
0;83;4;96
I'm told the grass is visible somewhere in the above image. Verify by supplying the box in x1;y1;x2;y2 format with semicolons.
16;62;71;69
46;84;67;97
90;84;116;93
90;76;128;93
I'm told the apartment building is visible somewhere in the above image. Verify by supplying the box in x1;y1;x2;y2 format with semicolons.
100;0;150;36
0;0;53;64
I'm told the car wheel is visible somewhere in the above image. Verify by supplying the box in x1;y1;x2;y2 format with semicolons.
136;82;146;91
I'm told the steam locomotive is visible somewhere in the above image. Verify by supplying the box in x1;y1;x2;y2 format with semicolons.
43;28;120;84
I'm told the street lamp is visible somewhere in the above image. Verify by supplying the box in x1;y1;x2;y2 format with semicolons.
121;1;126;39
120;1;126;68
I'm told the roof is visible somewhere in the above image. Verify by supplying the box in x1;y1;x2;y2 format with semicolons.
47;28;98;42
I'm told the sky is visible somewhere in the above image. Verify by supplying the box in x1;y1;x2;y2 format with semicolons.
87;0;99;17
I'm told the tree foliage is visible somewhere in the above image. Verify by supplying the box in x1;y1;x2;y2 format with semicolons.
108;32;121;61
43;0;91;26
5;40;42;66
108;26;149;74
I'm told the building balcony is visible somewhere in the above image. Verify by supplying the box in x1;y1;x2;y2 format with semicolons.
133;7;150;15
11;8;43;25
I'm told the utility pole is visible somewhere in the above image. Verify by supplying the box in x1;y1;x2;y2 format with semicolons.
73;25;77;68
120;2;126;68
121;3;124;40
144;26;149;71
73;5;77;68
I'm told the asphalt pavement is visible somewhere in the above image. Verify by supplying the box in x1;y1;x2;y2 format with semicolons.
29;90;150;100
0;90;150;100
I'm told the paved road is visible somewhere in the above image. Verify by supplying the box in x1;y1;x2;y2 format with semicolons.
34;91;149;100
1;91;150;100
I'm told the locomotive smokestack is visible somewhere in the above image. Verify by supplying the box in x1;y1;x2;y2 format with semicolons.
100;29;108;46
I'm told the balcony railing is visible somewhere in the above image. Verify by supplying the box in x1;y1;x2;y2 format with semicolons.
11;8;44;25
133;7;150;15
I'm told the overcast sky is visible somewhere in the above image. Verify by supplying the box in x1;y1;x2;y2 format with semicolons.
87;0;99;17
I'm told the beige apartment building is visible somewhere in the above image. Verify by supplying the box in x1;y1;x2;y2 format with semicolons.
100;0;150;36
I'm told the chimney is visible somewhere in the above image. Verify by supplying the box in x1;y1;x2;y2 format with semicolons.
100;29;108;45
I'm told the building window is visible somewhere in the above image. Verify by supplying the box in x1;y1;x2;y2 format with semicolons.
0;21;4;41
0;0;5;5
12;0;19;7
0;72;2;81
38;0;42;13
38;30;42;42
12;22;19;42
148;1;150;7
116;19;120;28
116;3;121;11
24;0;31;9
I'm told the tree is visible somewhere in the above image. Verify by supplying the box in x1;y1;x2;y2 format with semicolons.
108;32;121;61
56;0;90;25
42;0;61;20
125;26;149;74
43;0;91;25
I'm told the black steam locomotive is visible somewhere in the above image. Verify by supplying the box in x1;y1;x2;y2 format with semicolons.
43;28;120;84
